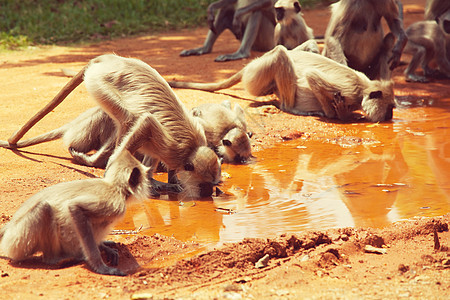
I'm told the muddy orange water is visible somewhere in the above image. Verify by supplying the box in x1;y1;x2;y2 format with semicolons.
118;91;450;243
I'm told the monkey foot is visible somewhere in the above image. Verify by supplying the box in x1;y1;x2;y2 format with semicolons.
180;47;210;57
405;74;429;83
215;52;249;62
150;178;183;197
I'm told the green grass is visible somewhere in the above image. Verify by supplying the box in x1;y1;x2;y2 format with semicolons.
0;0;326;50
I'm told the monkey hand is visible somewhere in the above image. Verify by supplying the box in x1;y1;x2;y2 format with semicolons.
332;92;351;121
94;264;127;276
100;241;120;266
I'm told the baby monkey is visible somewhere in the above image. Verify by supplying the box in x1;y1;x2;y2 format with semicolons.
192;100;252;164
0;150;149;276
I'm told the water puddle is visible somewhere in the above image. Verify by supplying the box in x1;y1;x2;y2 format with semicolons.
117;94;450;243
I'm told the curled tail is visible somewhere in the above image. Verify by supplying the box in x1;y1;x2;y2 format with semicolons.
168;69;244;92
7;66;86;146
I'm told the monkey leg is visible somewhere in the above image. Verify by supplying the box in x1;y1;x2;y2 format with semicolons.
242;45;297;110
69;204;126;276
404;43;430;83
215;10;264;62
368;33;395;80
322;36;348;66
69;137;115;168
180;7;235;56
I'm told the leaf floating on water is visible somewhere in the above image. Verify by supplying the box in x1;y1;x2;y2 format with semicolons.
366;122;380;128
215;207;236;214
179;201;196;208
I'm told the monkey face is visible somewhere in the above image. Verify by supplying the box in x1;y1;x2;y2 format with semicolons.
177;146;221;198
219;128;252;164
275;0;301;21
361;87;395;122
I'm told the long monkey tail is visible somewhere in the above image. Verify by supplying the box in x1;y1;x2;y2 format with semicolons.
168;69;244;92
7;66;87;146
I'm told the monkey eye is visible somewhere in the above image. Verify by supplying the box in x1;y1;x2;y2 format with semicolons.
369;91;383;99
223;139;232;147
184;162;195;171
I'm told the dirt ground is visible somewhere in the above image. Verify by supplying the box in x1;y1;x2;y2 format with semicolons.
0;0;449;299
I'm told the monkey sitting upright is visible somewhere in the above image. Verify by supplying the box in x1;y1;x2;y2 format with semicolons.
0;150;149;276
169;44;395;122
322;0;407;80
180;0;276;62
274;0;314;50
403;10;450;82
192;100;252;164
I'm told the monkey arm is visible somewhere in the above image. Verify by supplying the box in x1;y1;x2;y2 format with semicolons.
384;5;408;70
207;0;238;33
69;202;126;276
305;70;341;119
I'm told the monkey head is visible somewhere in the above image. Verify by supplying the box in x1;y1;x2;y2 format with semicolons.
218;128;252;164
177;146;221;198
361;80;395;122
104;150;150;202
438;10;450;34
275;0;302;22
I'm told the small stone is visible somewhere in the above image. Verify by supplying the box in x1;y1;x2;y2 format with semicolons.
255;254;270;268
364;245;387;254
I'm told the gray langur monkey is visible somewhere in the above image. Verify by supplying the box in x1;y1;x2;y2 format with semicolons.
0;150;149;276
322;0;408;80
403;10;450;82
425;0;450;61
0;107;116;168
180;0;276;62
6;54;222;199
274;0;314;50
169;44;395;122
192;100;252;164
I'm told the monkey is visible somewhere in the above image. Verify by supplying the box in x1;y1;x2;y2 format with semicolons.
6;54;222;199
403;10;450;82
322;0;408;80
0;149;149;276
274;0;314;50
169;44;395;122
191;100;252;164
0;107;117;168
425;0;450;62
179;0;276;62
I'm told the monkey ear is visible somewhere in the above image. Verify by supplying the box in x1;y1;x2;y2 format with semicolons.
222;100;232;109
184;162;195;172
191;108;202;117
223;139;232;147
294;2;301;13
369;91;383;99
128;167;141;188
247;131;253;138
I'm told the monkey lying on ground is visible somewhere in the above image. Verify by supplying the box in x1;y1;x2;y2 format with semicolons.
0;107;116;168
274;0;314;50
169;44;395;122
7;54;222;199
180;0;276;62
322;0;407;80
0;150;149;276
192;100;252;164
403;10;450;82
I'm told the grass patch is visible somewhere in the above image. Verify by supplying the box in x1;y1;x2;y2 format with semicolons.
0;0;327;50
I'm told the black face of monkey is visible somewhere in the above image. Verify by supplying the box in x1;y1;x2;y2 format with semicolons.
276;7;285;21
384;104;394;121
199;182;214;198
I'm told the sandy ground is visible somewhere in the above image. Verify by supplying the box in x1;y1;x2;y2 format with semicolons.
0;0;449;299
